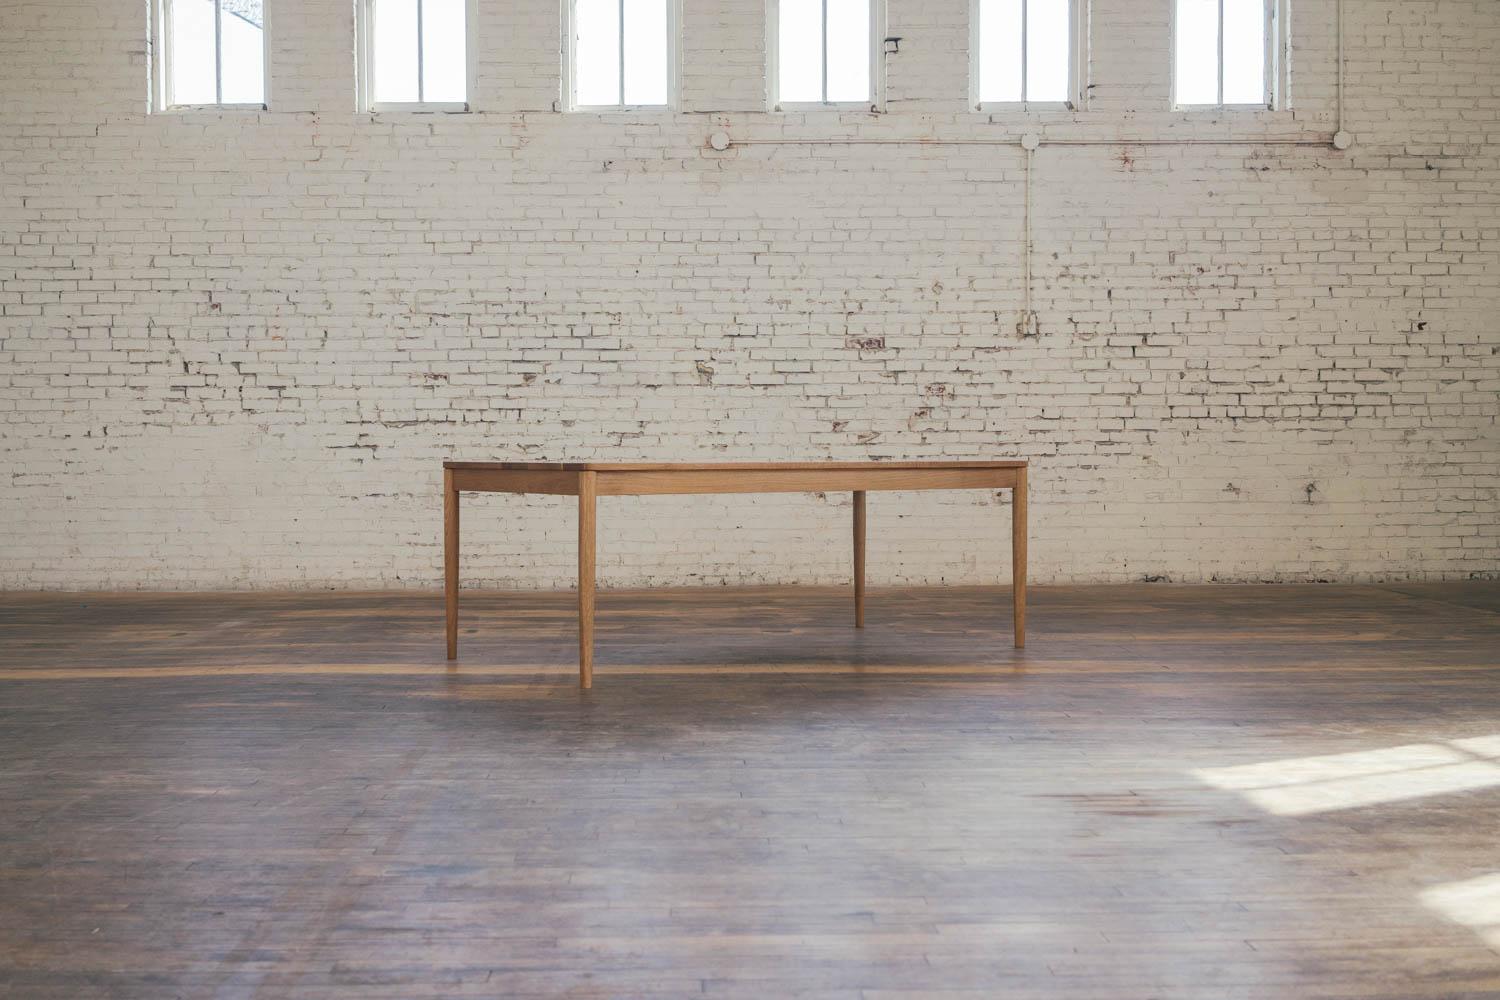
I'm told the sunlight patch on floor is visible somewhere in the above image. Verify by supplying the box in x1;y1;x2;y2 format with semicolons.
1421;874;1500;949
1192;737;1500;816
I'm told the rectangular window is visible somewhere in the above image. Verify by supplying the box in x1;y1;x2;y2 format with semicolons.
568;0;674;109
156;0;267;109
974;0;1079;107
771;0;877;108
360;0;472;110
1174;0;1279;108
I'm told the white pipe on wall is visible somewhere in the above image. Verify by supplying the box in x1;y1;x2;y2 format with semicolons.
711;0;1356;336
723;136;1332;147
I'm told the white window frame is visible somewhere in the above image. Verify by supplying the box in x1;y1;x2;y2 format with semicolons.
970;0;1088;111
151;0;271;111
767;0;885;112
358;0;477;113
562;0;681;111
1170;0;1287;110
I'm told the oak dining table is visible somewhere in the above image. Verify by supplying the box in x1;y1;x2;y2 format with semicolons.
443;460;1028;688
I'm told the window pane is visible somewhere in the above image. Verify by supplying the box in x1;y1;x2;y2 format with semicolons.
825;0;869;102
622;0;668;105
978;0;1022;103
219;0;264;104
1175;0;1218;105
422;0;466;102
778;0;822;103
373;0;419;103
169;0;217;105
1222;0;1266;104
1026;0;1069;102
575;0;620;106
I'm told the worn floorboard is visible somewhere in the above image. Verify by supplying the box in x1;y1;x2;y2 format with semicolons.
2;583;1500;998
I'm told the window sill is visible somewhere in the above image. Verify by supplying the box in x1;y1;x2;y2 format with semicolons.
158;104;268;113
368;102;470;114
975;102;1076;113
570;105;674;114
773;101;879;113
1173;103;1278;113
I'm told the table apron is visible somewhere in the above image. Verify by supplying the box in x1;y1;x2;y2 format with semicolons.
450;469;580;494
596;467;1019;496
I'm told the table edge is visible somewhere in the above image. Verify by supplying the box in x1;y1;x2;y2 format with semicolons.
444;460;1028;472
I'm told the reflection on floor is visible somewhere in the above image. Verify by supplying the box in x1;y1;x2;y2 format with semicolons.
1192;738;1500;816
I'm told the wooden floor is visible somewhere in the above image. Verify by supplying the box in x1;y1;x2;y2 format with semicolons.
2;583;1500;999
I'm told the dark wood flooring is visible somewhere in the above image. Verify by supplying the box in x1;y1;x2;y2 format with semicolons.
2;583;1500;998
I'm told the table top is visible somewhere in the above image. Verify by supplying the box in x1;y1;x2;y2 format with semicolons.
445;460;1027;472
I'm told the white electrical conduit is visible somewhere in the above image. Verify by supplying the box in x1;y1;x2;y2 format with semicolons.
723;136;1332;147
714;0;1354;334
720;132;1332;332
724;0;1352;151
1021;143;1036;338
722;130;1350;327
718;132;1331;336
720;131;1332;340
1337;0;1346;135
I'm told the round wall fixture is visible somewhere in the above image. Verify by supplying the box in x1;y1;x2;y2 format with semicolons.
1331;130;1355;150
1020;133;1042;151
708;131;732;151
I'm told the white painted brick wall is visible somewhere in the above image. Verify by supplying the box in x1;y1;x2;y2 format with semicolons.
1;0;1497;590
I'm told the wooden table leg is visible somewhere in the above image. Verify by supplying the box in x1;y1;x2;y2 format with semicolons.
853;490;866;628
444;468;459;660
578;471;597;689
1012;467;1027;648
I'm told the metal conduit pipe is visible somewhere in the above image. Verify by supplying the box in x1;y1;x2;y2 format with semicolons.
717;136;1333;147
712;0;1354;152
703;0;1354;339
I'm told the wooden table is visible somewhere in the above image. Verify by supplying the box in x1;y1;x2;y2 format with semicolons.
443;461;1028;688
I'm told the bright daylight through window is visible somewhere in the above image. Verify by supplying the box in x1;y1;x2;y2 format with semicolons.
368;0;468;107
572;0;671;108
777;0;873;105
1175;0;1272;106
975;0;1072;106
163;0;266;107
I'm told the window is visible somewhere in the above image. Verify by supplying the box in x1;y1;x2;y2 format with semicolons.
973;0;1081;108
1174;0;1280;108
566;0;675;109
155;0;268;109
771;0;879;108
360;0;472;110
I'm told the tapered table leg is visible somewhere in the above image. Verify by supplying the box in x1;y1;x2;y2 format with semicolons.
1012;467;1027;648
578;471;597;689
444;468;459;660
853;490;866;628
